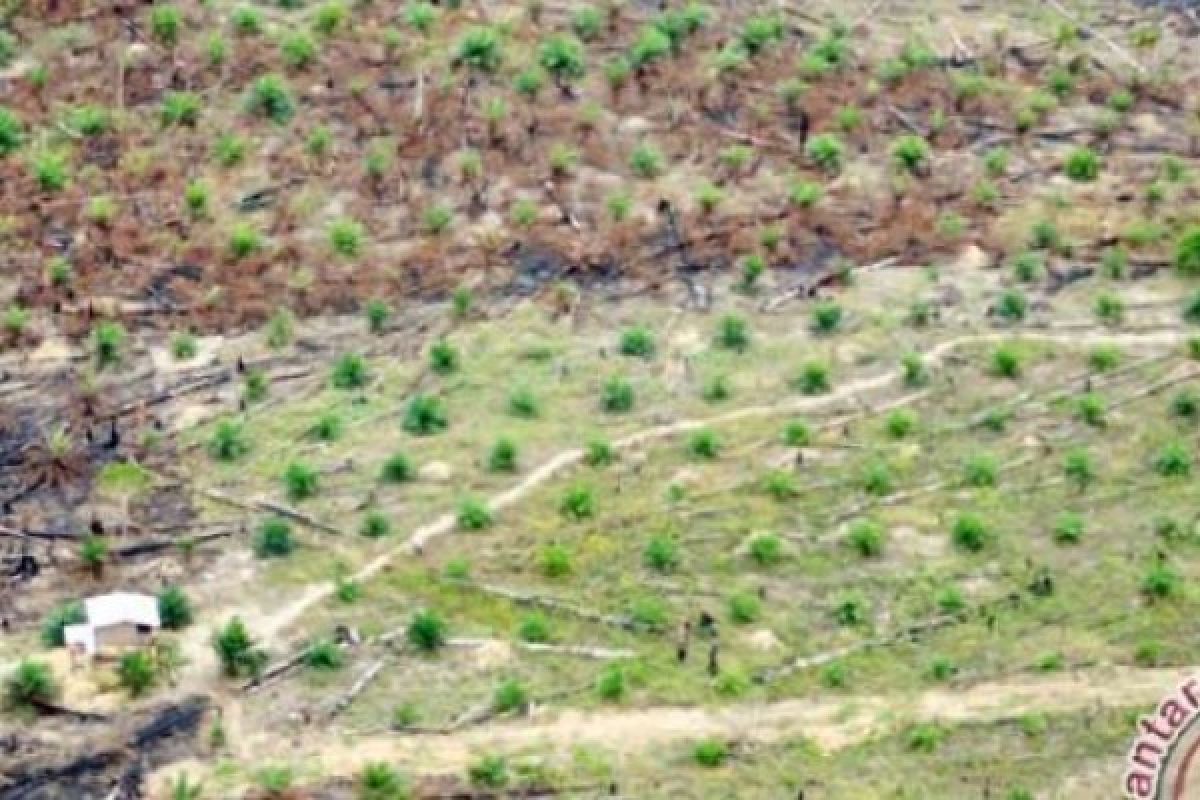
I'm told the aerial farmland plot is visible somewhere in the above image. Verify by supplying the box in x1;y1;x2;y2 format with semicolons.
3;0;1200;798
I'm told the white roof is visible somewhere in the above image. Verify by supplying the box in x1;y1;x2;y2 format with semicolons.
84;592;160;629
64;624;96;654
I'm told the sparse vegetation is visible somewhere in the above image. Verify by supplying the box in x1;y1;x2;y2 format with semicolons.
5;6;1200;795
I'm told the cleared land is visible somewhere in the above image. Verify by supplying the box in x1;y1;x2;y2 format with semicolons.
2;0;1200;799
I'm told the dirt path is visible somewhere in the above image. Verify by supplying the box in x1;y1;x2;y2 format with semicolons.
221;664;1192;777
245;327;1190;642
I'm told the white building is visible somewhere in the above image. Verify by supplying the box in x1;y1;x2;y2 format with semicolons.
64;592;161;657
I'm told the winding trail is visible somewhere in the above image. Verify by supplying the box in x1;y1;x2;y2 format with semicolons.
234;664;1194;776
250;327;1191;642
147;326;1196;790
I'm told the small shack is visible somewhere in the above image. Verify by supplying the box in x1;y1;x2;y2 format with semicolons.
64;592;161;658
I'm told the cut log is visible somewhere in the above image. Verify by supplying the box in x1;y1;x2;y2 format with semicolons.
325;659;385;719
447;637;635;660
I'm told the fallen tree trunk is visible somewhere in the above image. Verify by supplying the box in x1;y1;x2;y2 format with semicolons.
325;659;385;719
459;582;636;632
30;700;110;723
755;613;960;683
191;486;347;537
112;529;234;560
447;637;635;660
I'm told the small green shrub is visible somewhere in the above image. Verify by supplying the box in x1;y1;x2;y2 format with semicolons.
885;409;917;439
312;1;346;35
5;659;59;710
309;412;343;443
1064;449;1095;490
1076;392;1107;427
861;460;893;496
1142;563;1180;599
794;360;831;394
283;461;318;501
1177;227;1200;276
715;314;749;351
762;469;797;501
643;534;680;572
429;340;459;374
366;300;391;334
601;376;634;412
951;513;990;552
1154;441;1192;477
739;254;765;292
996;290;1027;322
902;352;929;387
357;762;408;800
517;613;551;643
936;585;966;614
630;141;664;179
984;147;1009;178
687;429;721;460
1171;389;1199;421
227;223;262;259
213;617;268;678
457;497;493;530
962;453;999;488
468;754;508;788
989;345;1022;378
748;533;783;567
403;394;448;434
833;590;869;626
783;419;812;447
407;609;447;652
41;601;86;647
231;5;263;35
158;587;193;630
1089;345;1121;372
506;386;539;418
789;180;823;209
488;437;518;473
281;32;317;69
692;738;728;767
380;452;413;484
805;133;845;173
891;135;931;175
1064;147;1100;182
1052;511;1084;544
304;639;344;671
150;5;183;46
208;418;249;461
585;437;614;467
539;544;573;578
0;107;24;157
560;484;595;520
456;26;503;72
255;517;295;558
848;519;884;557
245;74;295;124
360;511;392;539
91;321;126;368
811;301;843;333
331;353;368;389
907;723;946;753
927;656;958;682
596;664;626;701
328;217;365;258
702;374;731;404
